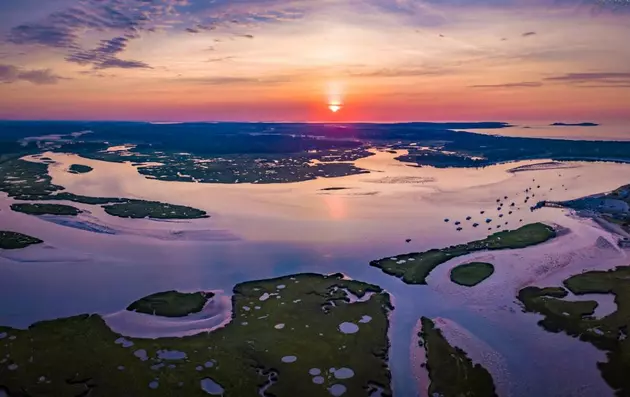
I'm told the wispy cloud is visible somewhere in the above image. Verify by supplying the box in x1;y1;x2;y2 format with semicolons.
522;31;536;37
470;81;542;88
65;35;151;69
207;56;237;63
348;68;451;78
180;74;294;85
0;64;65;85
544;72;630;87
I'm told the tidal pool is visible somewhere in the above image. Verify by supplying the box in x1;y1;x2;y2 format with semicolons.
2;151;630;396
200;378;224;395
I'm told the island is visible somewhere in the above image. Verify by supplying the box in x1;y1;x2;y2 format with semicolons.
541;183;630;235
419;317;497;396
0;273;393;397
517;266;630;395
320;187;350;191
450;262;495;287
102;201;209;219
550;122;599;127
0;230;43;250
370;223;556;284
68;164;94;174
0;159;208;220
126;291;214;317
10;203;81;216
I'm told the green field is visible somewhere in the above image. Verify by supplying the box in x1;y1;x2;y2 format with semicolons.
419;317;497;397
0;231;43;249
371;223;556;284
0;273;393;397
517;266;630;395
450;262;495;287
10;203;81;216
126;291;214;317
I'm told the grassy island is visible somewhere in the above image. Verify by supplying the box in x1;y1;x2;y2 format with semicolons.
10;203;81;216
371;223;555;284
419;317;497;397
127;291;214;317
0;273;393;397
68;164;93;174
517;266;630;395
450;262;495;287
0;231;43;249
102;201;209;219
0;159;208;220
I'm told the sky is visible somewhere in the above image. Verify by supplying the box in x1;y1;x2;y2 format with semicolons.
0;0;629;122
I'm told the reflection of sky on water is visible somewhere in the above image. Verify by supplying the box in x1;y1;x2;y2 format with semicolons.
464;122;630;142
2;151;630;396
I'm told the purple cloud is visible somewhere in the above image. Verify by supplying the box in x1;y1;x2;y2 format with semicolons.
470;82;542;88
0;64;65;85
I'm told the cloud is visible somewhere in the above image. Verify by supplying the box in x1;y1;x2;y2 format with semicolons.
0;64;65;85
522;31;536;37
66;35;151;69
236;34;255;39
184;24;215;34
207;56;236;62
7;2;150;49
348;68;450;78
181;74;294;85
470;82;542;88
544;72;630;87
545;72;630;82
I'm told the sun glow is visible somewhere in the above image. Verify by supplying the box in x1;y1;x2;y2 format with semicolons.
326;80;344;114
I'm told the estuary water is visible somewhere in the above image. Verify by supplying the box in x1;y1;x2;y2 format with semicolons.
1;150;630;396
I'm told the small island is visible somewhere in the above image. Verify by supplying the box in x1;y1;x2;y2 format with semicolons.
102;200;209;219
0;159;210;221
450;262;495;287
319;187;350;191
370;223;555;284
419;317;497;397
68;164;94;174
126;290;214;317
0;230;43;249
550;122;599;127
517;266;630;395
0;273;393;397
10;203;81;216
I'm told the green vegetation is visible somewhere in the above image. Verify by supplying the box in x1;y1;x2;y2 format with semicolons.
517;266;630;395
0;273;392;397
68;164;93;174
10;203;81;216
419;317;497;397
61;139;373;184
0;231;43;249
371;223;556;284
126;291;214;317
0;159;208;220
102;201;209;219
450;262;495;287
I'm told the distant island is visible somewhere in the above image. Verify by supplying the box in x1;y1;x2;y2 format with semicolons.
550;122;599;127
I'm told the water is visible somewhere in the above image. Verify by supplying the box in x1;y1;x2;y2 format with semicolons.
2;150;630;396
464;121;630;141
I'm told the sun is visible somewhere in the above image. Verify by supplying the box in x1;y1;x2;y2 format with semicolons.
328;104;342;113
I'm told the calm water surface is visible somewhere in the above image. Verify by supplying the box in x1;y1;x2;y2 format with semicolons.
2;150;630;396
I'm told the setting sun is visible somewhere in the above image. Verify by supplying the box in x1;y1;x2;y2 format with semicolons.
328;104;342;113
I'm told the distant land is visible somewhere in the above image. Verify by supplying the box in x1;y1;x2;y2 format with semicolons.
550;122;599;127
